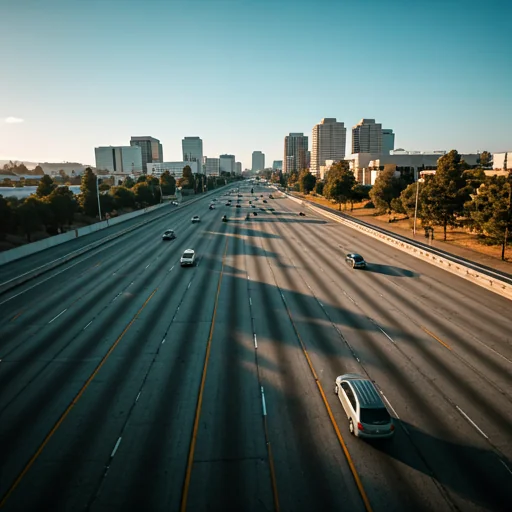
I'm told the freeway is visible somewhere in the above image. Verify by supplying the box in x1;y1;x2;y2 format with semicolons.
0;182;511;511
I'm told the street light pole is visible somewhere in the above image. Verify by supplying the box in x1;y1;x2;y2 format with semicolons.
96;175;102;221
413;175;424;236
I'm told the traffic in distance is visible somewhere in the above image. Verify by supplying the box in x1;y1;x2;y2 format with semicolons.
0;180;510;512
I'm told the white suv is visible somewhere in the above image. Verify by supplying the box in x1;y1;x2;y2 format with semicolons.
334;373;394;439
180;249;196;267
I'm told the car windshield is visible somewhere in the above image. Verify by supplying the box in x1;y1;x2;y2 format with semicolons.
360;407;391;425
352;256;364;262
183;252;193;258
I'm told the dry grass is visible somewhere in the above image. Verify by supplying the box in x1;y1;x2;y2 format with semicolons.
292;192;512;265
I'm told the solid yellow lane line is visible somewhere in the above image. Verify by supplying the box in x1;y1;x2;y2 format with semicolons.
0;289;157;508
180;236;229;512
421;326;452;350
283;301;374;512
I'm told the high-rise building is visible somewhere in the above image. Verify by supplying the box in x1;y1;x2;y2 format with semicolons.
130;136;163;173
283;133;308;174
311;118;347;175
252;151;265;172
351;119;382;154
273;160;283;171
205;157;220;176
182;137;203;166
219;154;235;174
382;129;395;154
235;162;242;174
95;146;143;174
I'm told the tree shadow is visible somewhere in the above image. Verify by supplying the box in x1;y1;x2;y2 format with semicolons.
364;263;419;278
366;421;512;510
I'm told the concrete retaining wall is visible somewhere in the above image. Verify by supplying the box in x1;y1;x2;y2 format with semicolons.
0;186;226;295
287;193;512;301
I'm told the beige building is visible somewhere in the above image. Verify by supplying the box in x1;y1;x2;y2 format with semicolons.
311;118;346;176
283;133;308;174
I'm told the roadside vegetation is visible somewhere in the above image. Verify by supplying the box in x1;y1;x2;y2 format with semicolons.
0;164;240;250
266;150;511;261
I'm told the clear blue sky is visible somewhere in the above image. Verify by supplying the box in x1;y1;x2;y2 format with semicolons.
1;0;511;168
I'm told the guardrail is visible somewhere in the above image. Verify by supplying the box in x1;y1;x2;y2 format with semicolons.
0;186;228;295
285;193;512;301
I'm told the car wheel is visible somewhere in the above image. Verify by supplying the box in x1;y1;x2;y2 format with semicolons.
349;419;355;435
334;385;339;395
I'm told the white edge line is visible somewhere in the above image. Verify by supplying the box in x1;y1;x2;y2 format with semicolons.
48;308;67;324
110;437;122;458
499;459;512;476
260;386;267;416
83;320;93;330
456;406;488;439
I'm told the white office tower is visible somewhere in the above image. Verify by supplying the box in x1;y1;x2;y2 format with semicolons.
205;157;220;176
311;118;346;175
182;137;204;165
283;133;308;174
352;119;382;154
95;146;143;174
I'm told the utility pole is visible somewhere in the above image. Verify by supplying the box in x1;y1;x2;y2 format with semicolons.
96;175;102;221
503;153;510;261
413;177;424;236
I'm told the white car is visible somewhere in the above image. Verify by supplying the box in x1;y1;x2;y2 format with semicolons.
162;229;176;240
191;215;200;223
180;249;196;267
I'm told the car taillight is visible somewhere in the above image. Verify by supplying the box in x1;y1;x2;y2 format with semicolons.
390;424;395;431
357;422;364;431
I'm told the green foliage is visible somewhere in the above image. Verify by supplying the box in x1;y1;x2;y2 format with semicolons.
36;174;57;197
369;164;406;215
466;176;512;258
32;165;44;175
110;186;136;209
15;197;44;242
287;170;299;186
45;186;77;229
0;195;13;240
122;176;135;188
314;181;324;196
323;161;356;210
137;175;147;183
420;150;471;240
79;168;100;217
352;184;371;202
182;165;195;189
479;151;492;168
298;169;316;194
132;182;156;207
160;171;176;195
398;182;420;218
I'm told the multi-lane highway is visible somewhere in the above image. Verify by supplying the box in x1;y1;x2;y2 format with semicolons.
0;182;511;511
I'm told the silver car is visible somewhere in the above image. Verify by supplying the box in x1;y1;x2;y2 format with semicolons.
334;373;395;439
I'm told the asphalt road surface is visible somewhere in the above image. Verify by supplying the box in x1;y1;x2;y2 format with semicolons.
0;183;511;512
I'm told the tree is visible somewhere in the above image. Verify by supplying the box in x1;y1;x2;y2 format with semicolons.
16;197;43;242
123;176;135;188
36;174;57;197
369;164;405;217
467;176;512;260
479;151;492;168
287;170;299;187
323;161;356;210
182;165;195;189
110;186;136;209
314;181;324;196
298;169;316;194
79;168;100;217
32;165;44;175
132;182;156;207
0;195;14;240
137;175;147;183
421;150;471;240
46;186;77;230
397;182;421;219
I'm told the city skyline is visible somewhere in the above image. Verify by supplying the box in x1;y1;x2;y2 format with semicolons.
1;0;511;167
